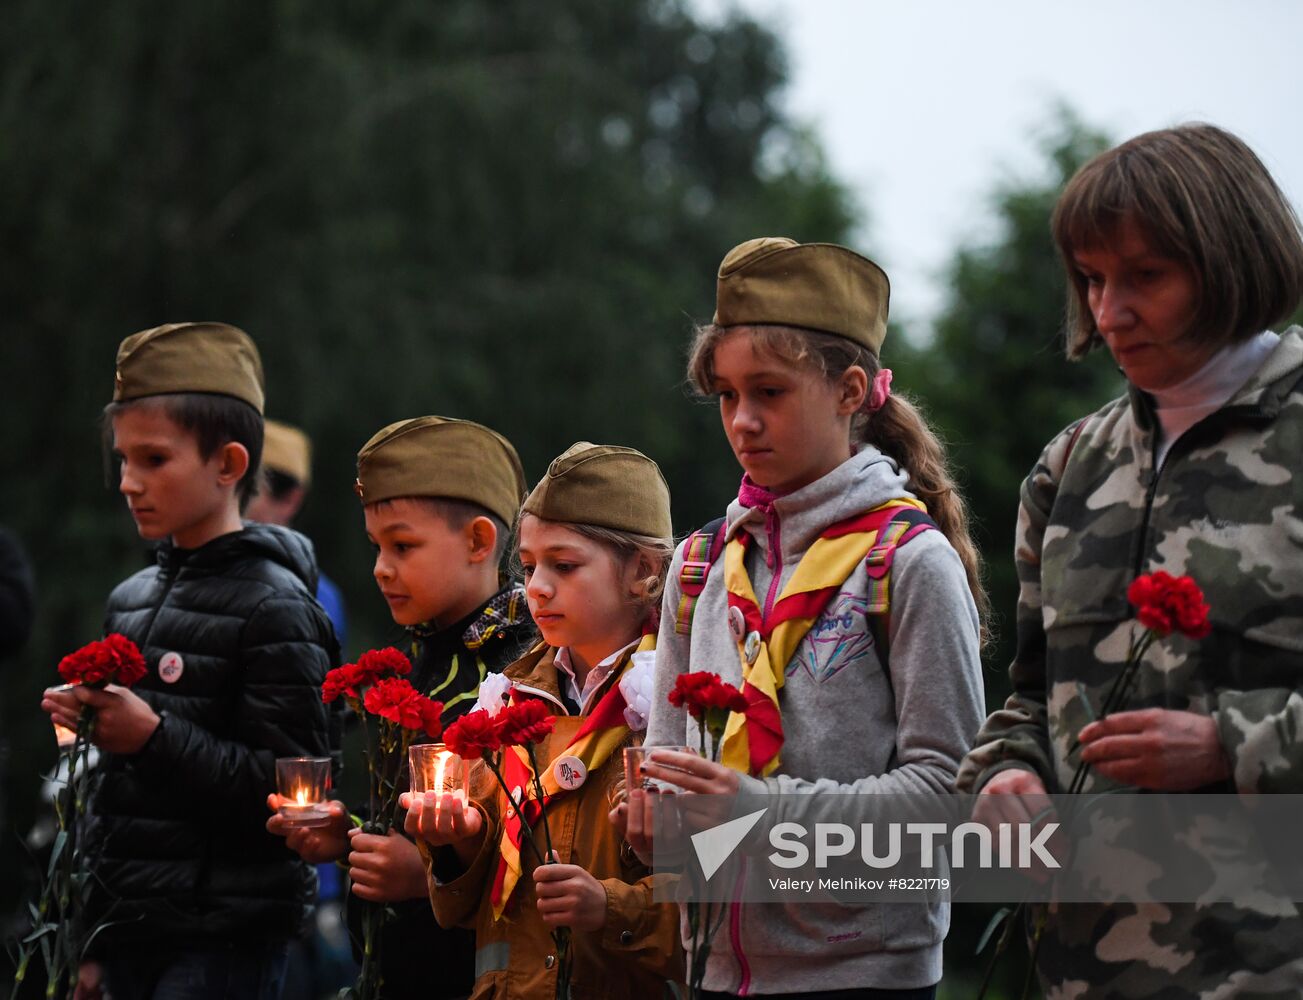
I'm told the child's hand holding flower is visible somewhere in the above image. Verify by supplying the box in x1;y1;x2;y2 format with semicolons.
534;857;608;933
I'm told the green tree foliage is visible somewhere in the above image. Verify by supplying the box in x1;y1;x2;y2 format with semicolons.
0;0;857;936
899;115;1123;999
895;113;1122;687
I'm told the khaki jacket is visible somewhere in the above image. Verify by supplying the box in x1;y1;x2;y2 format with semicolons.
428;643;683;1000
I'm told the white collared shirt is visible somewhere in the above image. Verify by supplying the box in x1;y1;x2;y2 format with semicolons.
553;639;640;714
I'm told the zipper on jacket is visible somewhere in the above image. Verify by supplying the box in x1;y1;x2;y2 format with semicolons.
730;511;782;994
760;515;783;622
729;857;752;994
1130;405;1259;579
142;554;183;649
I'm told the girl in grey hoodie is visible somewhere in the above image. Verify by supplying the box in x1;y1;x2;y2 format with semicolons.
635;238;987;999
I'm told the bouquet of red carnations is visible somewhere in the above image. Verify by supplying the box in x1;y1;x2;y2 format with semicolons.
14;634;147;1000
321;647;443;1000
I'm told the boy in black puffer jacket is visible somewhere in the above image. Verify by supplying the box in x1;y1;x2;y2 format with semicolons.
42;322;338;1000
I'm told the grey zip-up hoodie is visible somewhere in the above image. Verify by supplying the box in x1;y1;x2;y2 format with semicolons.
647;446;985;993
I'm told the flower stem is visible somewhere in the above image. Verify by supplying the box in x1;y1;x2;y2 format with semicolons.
483;754;546;867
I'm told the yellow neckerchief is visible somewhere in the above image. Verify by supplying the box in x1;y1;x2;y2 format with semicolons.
491;633;654;919
718;499;926;776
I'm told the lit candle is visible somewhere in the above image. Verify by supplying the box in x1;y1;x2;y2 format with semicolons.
48;683;79;749
409;743;465;810
275;757;332;827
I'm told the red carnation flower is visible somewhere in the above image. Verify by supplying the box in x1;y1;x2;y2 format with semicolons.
669;671;746;720
1127;571;1211;640
322;663;361;703
444;708;504;760
497;700;556;747
58;634;147;688
353;647;412;686
418;698;445;740
363;677;430;729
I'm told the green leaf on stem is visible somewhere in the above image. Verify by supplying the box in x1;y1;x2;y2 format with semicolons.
45;831;67;880
976;905;1013;955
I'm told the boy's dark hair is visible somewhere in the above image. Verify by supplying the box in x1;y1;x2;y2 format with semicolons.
1053;123;1303;359
103;393;265;509
261;468;302;502
369;496;512;567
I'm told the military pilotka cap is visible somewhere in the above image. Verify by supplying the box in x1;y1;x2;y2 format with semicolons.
355;416;526;527
522;442;672;539
713;237;891;356
263;420;313;487
113;322;266;413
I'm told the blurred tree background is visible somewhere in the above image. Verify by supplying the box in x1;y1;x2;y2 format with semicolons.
0;1;1158;995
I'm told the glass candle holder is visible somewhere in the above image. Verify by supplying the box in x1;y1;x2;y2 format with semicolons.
623;745;695;796
275;757;333;827
48;683;78;749
409;743;467;803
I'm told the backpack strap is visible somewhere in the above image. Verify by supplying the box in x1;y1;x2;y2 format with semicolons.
673;516;727;636
862;506;938;662
863;507;937;613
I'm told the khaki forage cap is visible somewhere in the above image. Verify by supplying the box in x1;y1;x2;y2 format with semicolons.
263;420;313;487
713;237;891;356
522;442;672;539
355;416;526;527
114;322;265;413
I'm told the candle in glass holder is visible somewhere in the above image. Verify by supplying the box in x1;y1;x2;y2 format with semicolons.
275;757;332;827
623;745;695;796
48;683;78;748
409;743;466;807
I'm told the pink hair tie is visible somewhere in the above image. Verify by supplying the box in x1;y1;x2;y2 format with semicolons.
864;368;893;413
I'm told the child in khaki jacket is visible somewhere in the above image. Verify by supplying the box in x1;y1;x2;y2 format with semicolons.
405;442;684;1000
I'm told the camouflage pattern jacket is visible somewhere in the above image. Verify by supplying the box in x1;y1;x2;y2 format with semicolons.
958;327;1303;998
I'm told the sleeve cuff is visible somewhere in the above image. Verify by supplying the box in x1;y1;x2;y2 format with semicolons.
600;878;649;949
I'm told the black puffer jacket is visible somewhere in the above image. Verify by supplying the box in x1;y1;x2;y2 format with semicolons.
87;523;339;950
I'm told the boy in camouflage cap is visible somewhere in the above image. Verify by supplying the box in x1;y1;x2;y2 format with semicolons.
43;322;337;1000
270;415;535;1000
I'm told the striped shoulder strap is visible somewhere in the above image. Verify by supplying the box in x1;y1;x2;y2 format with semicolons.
673;516;728;635
863;505;938;666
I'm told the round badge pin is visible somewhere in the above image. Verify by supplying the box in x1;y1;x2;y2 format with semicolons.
743;631;762;665
553;755;588;790
158;651;185;684
728;606;747;643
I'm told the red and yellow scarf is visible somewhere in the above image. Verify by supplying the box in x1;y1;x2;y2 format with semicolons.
719;499;925;777
490;634;653;918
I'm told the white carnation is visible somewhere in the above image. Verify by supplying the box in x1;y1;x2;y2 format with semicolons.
474;671;514;717
619;650;656;732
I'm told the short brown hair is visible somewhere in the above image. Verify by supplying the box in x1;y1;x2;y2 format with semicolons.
1052;123;1303;359
103;393;264;509
367;496;512;566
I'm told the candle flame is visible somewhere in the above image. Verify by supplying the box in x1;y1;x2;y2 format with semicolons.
295;788;308;806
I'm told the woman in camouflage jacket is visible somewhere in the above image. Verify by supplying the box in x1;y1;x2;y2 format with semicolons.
958;124;1303;998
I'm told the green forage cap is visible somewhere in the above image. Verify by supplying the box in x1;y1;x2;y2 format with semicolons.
713;237;891;356
113;322;266;412
522;442;672;539
262;420;313;487
355;416;526;526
